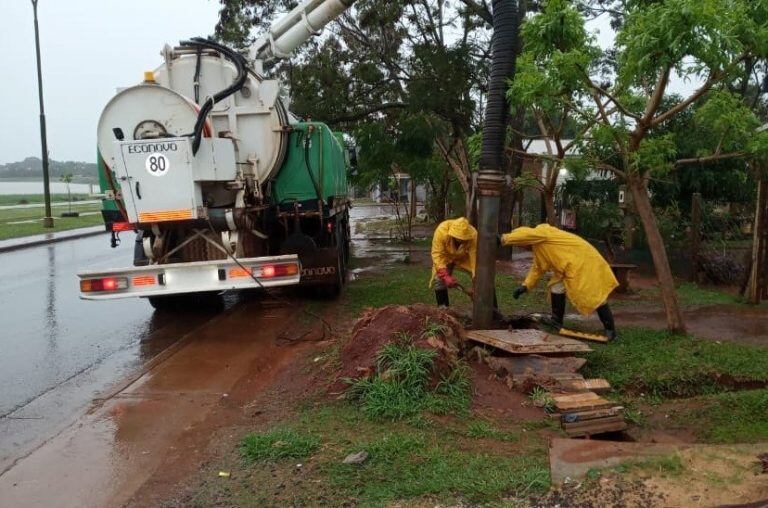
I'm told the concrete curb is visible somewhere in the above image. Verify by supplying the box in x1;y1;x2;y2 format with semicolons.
0;226;106;254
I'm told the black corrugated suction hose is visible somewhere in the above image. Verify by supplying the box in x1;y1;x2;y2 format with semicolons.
179;37;249;155
479;0;519;173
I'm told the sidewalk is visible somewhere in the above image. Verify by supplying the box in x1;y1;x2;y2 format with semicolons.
0;226;105;253
0;199;101;210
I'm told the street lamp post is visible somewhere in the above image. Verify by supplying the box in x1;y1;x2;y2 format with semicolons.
31;0;54;228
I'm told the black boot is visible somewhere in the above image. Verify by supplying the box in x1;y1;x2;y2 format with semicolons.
435;289;450;308
550;292;566;329
597;304;618;341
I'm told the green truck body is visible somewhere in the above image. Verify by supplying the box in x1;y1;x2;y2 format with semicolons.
272;122;348;205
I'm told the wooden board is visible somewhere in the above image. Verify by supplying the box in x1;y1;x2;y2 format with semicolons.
559;378;612;393
486;355;587;376
553;391;613;412
561;406;624;423
467;329;593;355
565;420;628;437
563;415;625;430
558;328;609;343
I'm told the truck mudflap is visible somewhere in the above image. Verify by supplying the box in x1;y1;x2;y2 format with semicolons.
298;247;342;286
78;254;301;300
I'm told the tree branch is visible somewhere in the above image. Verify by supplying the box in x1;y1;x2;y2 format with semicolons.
326;103;408;125
579;65;641;121
458;0;493;25
674;152;746;168
651;54;750;127
642;65;672;124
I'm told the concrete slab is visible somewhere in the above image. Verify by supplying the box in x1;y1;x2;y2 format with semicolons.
549;437;682;484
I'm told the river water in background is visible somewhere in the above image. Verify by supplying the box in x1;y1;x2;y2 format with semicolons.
0;181;94;195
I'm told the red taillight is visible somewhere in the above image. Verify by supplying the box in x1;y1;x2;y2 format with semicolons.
80;277;129;293
112;222;134;232
258;263;299;278
326;221;334;234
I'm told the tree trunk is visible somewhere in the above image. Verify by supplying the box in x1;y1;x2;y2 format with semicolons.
409;179;417;218
544;188;556;225
628;177;686;333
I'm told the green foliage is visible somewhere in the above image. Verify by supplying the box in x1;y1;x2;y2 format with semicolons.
675;282;739;306
582;327;768;398
241;428;320;461
348;343;470;420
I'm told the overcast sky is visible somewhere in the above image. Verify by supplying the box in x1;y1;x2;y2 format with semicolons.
0;0;221;164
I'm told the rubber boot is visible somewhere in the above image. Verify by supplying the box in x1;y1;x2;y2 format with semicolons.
550;292;566;330
597;304;618;341
435;289;450;308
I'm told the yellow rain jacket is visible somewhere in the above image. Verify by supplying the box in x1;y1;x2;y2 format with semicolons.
501;224;618;315
430;217;478;286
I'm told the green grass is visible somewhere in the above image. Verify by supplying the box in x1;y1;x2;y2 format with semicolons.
324;431;549;505
616;454;685;478
347;341;471;420
241;428;320;461
0;202;103;240
676;282;740;306
342;262;549;315
582;328;768;398
0;193;92;206
674;389;768;443
465;419;520;442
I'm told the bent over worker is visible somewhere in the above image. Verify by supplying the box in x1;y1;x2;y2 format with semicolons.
430;217;477;307
501;224;619;340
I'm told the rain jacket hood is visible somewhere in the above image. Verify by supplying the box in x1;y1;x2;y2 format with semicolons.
502;224;618;315
430;218;478;286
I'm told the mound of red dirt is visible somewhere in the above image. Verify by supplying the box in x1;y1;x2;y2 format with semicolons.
337;304;466;382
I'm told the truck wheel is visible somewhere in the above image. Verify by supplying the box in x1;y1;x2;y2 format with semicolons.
147;295;180;311
315;247;344;299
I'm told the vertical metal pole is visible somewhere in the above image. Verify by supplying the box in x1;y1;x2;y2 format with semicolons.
32;0;53;228
473;174;506;328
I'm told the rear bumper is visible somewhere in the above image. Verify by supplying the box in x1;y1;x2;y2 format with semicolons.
78;254;301;300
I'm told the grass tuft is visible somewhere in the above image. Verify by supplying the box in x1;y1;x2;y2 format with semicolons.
348;343;471;420
241;428;320;462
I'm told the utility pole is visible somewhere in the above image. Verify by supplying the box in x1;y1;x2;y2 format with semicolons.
473;0;518;328
31;0;54;228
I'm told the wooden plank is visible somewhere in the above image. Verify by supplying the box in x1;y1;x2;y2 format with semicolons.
467;329;593;354
561;406;624;423
559;378;612;393
485;355;587;376
553;392;613;412
563;415;625;430
565;421;628;437
558;328;609;343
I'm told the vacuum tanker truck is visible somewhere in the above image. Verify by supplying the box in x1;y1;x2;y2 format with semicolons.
78;0;357;309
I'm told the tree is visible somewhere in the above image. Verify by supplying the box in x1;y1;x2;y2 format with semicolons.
216;0;497;217
60;173;73;214
512;0;768;332
507;0;601;224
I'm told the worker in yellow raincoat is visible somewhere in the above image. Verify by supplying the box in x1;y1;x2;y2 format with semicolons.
430;217;477;308
501;224;620;340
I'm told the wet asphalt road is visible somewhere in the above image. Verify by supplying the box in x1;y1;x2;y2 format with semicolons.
0;234;219;471
0;204;401;474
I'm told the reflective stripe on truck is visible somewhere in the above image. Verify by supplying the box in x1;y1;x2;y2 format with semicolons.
78;254;301;300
